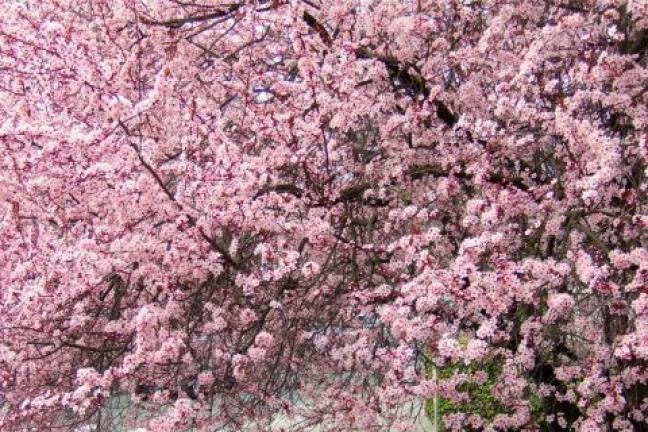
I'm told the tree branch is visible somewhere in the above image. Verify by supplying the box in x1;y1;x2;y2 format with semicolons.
140;4;243;28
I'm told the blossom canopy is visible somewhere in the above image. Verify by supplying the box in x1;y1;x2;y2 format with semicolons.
1;0;648;431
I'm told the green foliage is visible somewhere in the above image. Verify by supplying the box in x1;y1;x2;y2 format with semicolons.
425;354;545;430
425;359;508;428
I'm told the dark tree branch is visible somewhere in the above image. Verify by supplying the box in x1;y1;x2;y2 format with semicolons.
140;3;243;28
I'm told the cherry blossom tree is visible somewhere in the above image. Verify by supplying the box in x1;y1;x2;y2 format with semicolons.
1;0;647;430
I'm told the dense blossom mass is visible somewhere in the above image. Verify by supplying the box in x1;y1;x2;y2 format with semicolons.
1;0;648;431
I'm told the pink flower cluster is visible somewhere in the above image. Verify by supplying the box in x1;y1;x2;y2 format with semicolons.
0;0;647;430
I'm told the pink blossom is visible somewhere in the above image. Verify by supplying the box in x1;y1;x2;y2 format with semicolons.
1;1;647;430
